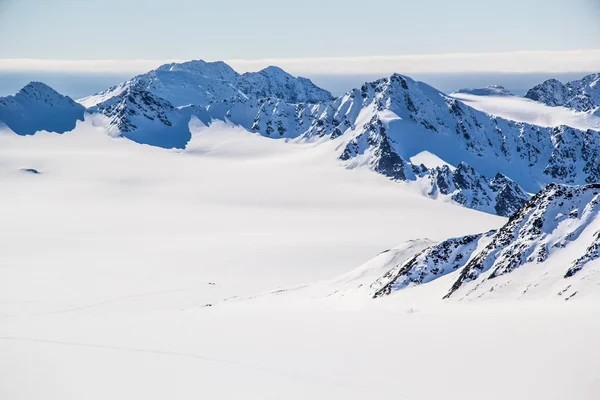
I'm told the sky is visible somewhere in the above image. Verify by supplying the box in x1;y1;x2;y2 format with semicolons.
0;0;598;97
0;0;598;70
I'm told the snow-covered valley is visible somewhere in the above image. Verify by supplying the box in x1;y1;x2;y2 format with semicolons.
2;64;600;399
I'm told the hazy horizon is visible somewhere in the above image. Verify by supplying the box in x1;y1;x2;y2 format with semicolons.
0;70;595;99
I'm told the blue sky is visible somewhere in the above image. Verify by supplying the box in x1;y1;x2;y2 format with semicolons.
0;0;599;61
0;0;598;97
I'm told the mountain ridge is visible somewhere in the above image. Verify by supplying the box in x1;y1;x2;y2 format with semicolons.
525;73;600;115
3;63;600;218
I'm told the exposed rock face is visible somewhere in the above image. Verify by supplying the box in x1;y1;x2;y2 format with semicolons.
370;183;600;301
525;73;600;115
446;183;600;297
525;79;572;107
87;82;191;148
424;164;529;217
371;232;494;298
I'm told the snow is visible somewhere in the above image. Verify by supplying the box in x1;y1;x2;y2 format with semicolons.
451;92;600;131
2;80;600;399
71;68;600;216
0;120;501;309
79;60;332;110
410;150;456;170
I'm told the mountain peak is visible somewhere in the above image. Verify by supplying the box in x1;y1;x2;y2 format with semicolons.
18;81;65;98
258;65;289;75
13;81;80;107
454;85;514;96
525;74;600;114
155;59;240;81
0;83;84;135
237;67;333;103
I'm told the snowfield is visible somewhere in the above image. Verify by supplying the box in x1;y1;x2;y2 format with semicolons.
1;120;600;399
451;92;600;131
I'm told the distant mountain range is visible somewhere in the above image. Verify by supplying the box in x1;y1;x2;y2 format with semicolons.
1;60;599;218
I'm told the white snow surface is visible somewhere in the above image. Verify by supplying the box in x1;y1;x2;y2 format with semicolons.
1;121;600;400
451;92;600;131
410;150;456;170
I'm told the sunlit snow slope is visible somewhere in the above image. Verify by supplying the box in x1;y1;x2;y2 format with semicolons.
1;122;599;400
451;91;600;131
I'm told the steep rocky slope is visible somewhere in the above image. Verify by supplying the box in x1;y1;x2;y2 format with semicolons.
525;73;600;115
368;183;600;301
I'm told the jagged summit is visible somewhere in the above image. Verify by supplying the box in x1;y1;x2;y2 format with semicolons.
525;73;600;115
525;79;571;107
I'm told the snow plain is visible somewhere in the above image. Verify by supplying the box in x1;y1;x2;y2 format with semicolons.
1;120;599;400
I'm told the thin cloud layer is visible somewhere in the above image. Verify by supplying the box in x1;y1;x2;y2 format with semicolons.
1;49;599;75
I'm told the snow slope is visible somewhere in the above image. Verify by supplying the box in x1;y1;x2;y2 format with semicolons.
451;91;600;131
240;182;600;305
0;121;502;315
326;183;600;303
1;122;600;400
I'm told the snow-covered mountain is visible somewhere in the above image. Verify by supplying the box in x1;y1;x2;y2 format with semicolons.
80;60;332;109
525;73;600;115
236;65;334;104
6;65;600;217
190;73;597;216
202;74;598;201
454;85;514;96
78;60;333;148
368;183;600;301
0;82;84;135
86;81;193;148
